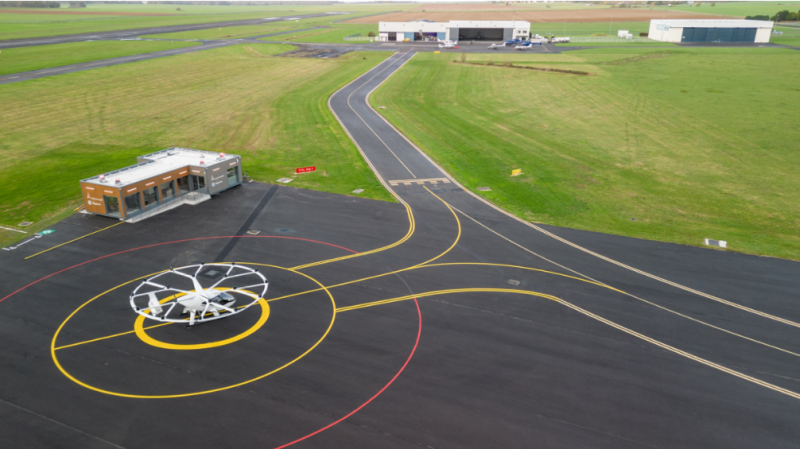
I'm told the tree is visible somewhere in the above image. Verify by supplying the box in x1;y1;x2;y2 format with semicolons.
367;31;375;37
773;10;791;22
710;2;715;6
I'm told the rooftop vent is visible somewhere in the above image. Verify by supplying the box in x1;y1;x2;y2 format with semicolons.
115;178;121;184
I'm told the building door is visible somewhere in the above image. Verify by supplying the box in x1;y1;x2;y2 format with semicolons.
388;32;396;42
104;196;121;218
161;180;175;203
227;167;239;188
176;176;190;196
142;186;159;209
124;192;142;217
190;175;206;192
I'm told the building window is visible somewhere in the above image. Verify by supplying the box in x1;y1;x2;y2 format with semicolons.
176;176;190;195
161;180;175;202
142;186;159;208
124;192;142;216
104;196;120;217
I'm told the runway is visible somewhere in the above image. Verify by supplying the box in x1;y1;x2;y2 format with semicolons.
0;12;339;49
0;52;799;448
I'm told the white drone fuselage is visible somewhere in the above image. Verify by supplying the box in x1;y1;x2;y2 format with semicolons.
179;290;236;314
146;275;237;324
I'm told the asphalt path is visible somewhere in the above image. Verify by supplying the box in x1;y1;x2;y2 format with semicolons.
1;51;799;449
0;37;556;86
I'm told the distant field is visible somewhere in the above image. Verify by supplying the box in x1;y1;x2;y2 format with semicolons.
371;48;800;260
532;21;651;37
143;13;375;41
140;21;294;40
0;44;394;245
0;11;301;41
278;24;379;44
0;40;200;75
411;2;608;11
73;3;420;15
345;9;723;24
655;1;800;18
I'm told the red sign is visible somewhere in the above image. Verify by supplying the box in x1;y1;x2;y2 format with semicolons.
296;166;316;173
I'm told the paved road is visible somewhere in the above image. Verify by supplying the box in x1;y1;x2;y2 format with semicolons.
0;36;556;86
0;51;798;449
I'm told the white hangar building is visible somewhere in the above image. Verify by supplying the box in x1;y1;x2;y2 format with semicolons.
378;20;530;42
648;19;773;43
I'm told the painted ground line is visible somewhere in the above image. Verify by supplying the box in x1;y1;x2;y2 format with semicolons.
342;286;800;401
447;206;800;358
24;221;124;260
273;298;421;449
346;53;417;178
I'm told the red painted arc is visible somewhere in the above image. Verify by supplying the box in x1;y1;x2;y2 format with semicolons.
0;235;358;305
2;235;422;448
274;298;422;449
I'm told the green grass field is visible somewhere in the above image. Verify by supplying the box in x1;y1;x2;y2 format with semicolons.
0;40;200;75
142;13;374;41
532;21;652;37
370;48;800;260
282;24;379;44
654;1;800;18
0;11;299;41
0;44;394;245
139;21;295;40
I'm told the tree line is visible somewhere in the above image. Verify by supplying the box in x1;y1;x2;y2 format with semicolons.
746;10;800;22
0;1;61;7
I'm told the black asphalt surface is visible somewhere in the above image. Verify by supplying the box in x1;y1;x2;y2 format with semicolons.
1;51;800;449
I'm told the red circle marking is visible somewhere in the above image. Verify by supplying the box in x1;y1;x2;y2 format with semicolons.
0;236;358;305
274;298;422;449
2;235;421;447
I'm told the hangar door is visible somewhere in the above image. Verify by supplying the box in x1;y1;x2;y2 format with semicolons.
681;27;757;42
457;28;504;41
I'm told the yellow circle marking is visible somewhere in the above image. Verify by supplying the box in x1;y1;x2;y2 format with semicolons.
51;263;335;399
133;289;269;351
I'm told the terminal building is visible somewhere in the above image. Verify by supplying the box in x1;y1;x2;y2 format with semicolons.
648;19;773;43
378;20;530;42
80;148;241;220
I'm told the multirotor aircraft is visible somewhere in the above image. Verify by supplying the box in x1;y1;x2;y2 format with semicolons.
130;263;269;326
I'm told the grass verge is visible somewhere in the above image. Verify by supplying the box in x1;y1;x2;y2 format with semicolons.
370;48;800;260
0;40;200;75
0;43;394;246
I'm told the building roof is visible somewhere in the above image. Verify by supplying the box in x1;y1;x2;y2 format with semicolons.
380;20;530;30
448;20;531;28
81;147;238;188
649;19;774;28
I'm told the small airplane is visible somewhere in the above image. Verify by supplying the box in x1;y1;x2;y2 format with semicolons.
487;43;503;50
438;40;458;49
503;38;522;47
515;41;534;50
